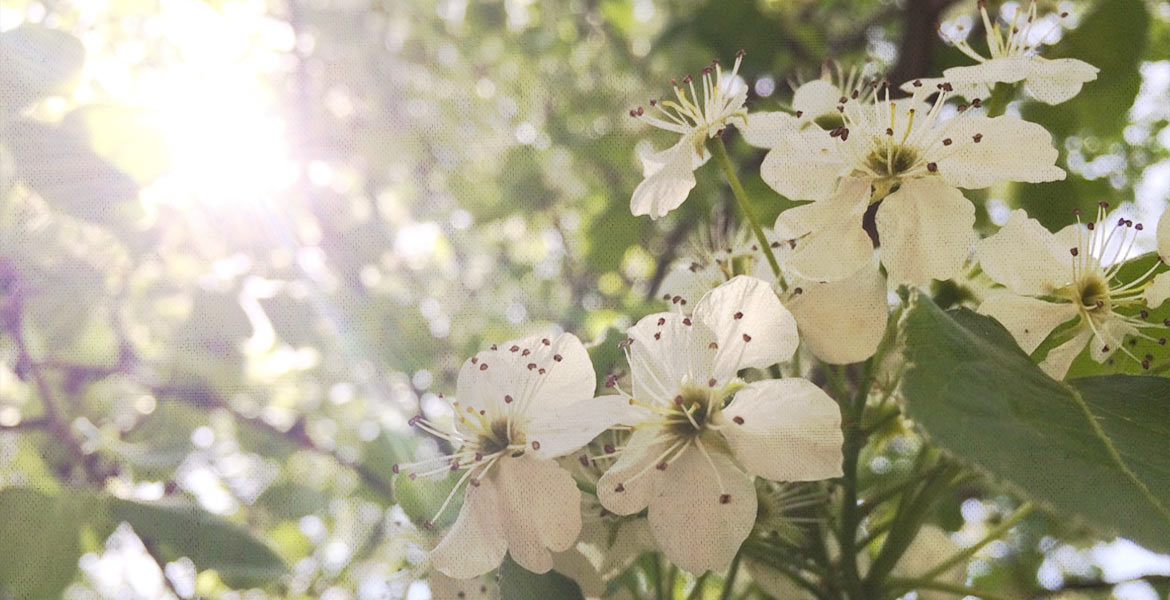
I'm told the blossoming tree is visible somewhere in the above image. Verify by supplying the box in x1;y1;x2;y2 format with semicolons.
0;0;1167;599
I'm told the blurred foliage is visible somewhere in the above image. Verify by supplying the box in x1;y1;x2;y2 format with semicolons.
0;0;1168;598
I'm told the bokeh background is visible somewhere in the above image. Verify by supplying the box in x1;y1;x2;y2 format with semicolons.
1;0;1169;598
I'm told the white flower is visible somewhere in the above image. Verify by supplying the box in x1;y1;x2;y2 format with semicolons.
741;64;879;150
659;227;888;364
905;1;1098;105
759;79;1063;285
428;572;499;600
596;276;843;574
552;505;654;599
630;52;748;219
398;332;626;579
976;207;1170;379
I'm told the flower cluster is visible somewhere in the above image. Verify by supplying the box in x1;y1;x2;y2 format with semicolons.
398;1;1169;594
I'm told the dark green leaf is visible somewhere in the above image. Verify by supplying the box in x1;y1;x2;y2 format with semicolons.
109;498;288;587
0;489;84;599
898;292;1170;552
498;555;585;600
1022;0;1149;139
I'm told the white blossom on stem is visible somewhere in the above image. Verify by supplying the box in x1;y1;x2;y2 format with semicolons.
976;206;1170;379
397;332;626;579
659;227;888;364
629;52;748;219
905;1;1098;105
759;78;1063;285
597;276;843;574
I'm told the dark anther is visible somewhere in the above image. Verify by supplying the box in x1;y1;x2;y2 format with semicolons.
1070;248;1079;256
719;494;731;504
733;416;745;425
973;133;983;143
927;162;938;172
733;311;744;320
743;333;752;342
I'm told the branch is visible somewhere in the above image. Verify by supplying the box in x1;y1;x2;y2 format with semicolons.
151;383;397;503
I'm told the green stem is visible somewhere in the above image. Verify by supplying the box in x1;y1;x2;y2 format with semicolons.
836;359;873;600
909;502;1035;587
719;549;743;600
710;136;784;284
685;573;710;600
984;82;1014;118
653;554;667;600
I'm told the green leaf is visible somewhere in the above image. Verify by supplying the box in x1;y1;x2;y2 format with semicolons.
109;498;288;588
898;292;1170;552
256;482;331;521
5;119;143;229
1022;0;1149;139
393;469;461;530
1008;175;1122;235
0;489;84;599
0;25;85;117
498;556;585;600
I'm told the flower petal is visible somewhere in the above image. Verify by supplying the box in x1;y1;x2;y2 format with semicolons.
428;573;500;600
976;209;1075;295
1088;317;1138;364
760;128;851;201
874;178;976;285
943;56;1031;87
899;77;989;101
1021;57;1099;105
431;474;508;579
497;455;583;573
631;140;701;219
785;262;889;364
551;546;605;598
774;177;875;282
741;111;801;148
626;312;718;403
525;394;631;459
934;115;1064;189
692;276;799;382
1145;272;1170;309
792;79;843;119
457;332;596;422
597;425;670;515
717;379;843;481
1039;327;1093;380
978;292;1079;354
647;446;756;574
